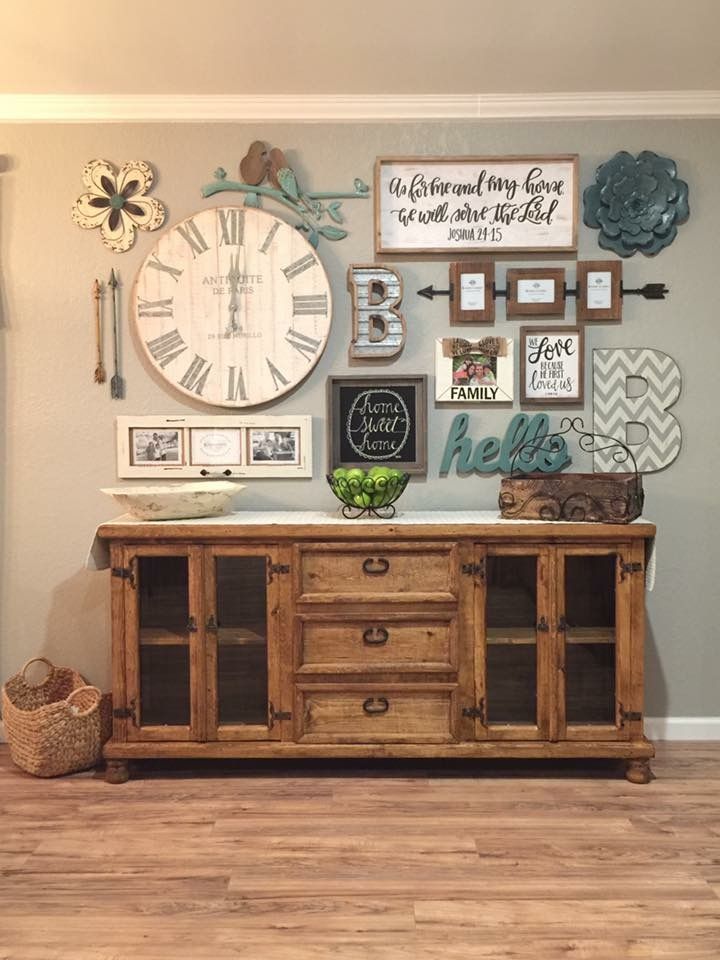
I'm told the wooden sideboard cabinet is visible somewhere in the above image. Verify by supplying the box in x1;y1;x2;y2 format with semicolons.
96;511;655;784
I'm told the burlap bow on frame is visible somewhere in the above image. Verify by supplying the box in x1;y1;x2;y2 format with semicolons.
442;337;508;358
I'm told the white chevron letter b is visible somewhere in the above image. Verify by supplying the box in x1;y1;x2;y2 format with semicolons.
592;348;682;473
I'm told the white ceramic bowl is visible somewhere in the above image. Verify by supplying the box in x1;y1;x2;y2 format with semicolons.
101;481;243;521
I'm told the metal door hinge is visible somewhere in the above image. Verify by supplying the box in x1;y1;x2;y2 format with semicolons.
268;561;290;583
111;566;135;588
186;616;198;633
620;706;642;725
461;560;485;581
269;702;291;727
113;699;137;725
620;561;643;581
462;699;486;723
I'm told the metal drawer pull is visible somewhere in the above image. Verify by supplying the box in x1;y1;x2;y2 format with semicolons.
362;557;390;575
363;626;389;646
362;697;389;715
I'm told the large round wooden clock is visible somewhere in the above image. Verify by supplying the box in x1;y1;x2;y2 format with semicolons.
133;206;332;407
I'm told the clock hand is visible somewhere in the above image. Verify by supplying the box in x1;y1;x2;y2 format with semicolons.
227;253;241;332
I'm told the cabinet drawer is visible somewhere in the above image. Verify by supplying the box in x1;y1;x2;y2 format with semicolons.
296;542;458;603
296;616;456;674
296;685;456;743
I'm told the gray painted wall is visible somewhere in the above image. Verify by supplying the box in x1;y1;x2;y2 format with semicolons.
0;119;717;717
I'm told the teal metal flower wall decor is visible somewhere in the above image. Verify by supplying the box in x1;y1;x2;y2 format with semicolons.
201;141;369;247
583;151;689;257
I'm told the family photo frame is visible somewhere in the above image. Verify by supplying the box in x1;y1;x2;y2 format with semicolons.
435;337;514;404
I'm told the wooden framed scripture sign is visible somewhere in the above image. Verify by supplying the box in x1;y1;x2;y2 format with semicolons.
576;260;623;322
520;326;584;405
327;375;427;474
506;268;566;317
375;155;578;255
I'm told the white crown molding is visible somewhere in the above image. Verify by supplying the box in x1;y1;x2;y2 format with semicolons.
1;91;720;123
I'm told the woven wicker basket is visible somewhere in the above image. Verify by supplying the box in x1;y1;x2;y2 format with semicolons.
2;657;112;777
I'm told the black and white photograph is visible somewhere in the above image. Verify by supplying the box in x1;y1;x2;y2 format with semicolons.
248;428;300;465
130;428;183;465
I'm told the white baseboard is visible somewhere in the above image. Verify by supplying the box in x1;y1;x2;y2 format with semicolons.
644;717;720;741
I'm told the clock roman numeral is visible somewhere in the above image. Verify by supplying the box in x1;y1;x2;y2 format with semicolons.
179;355;213;396
292;294;328;316
226;365;248;403
285;328;322;362
175;218;210;258
266;357;290;392
259;221;281;254
282;253;316;281
218;209;245;247
146;254;183;282
137;297;174;318
146;329;187;368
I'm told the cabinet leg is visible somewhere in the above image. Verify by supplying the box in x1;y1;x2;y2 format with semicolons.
105;759;130;784
625;759;652;784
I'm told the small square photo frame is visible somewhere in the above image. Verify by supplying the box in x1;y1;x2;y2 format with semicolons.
576;260;623;322
435;338;514;403
449;261;496;325
506;267;566;317
190;427;242;466
248;428;301;466
520;326;584;405
130;428;184;466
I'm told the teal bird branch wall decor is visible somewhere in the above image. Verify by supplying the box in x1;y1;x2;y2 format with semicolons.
201;141;369;247
583;150;689;257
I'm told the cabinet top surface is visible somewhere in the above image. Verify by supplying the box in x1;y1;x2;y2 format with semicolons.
96;510;656;541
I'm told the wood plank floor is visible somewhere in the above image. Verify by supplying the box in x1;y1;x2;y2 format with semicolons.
1;743;719;959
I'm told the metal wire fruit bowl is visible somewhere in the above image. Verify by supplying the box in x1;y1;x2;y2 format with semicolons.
326;471;409;519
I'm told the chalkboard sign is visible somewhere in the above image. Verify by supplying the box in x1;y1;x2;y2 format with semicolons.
327;375;427;474
375;155;578;254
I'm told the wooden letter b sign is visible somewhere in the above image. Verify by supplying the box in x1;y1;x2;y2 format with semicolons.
593;348;682;472
348;265;406;360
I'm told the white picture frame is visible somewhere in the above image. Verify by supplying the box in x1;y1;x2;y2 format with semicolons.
434;338;514;403
116;415;312;478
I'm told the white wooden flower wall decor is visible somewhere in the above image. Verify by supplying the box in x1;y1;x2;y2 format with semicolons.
71;159;166;252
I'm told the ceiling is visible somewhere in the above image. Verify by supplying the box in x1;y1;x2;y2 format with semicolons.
1;0;718;97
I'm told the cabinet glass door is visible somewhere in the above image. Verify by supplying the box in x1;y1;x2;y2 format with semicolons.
125;546;202;741
559;549;630;740
206;549;282;740
479;549;550;740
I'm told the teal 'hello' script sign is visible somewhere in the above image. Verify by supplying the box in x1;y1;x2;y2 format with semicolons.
440;412;571;476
